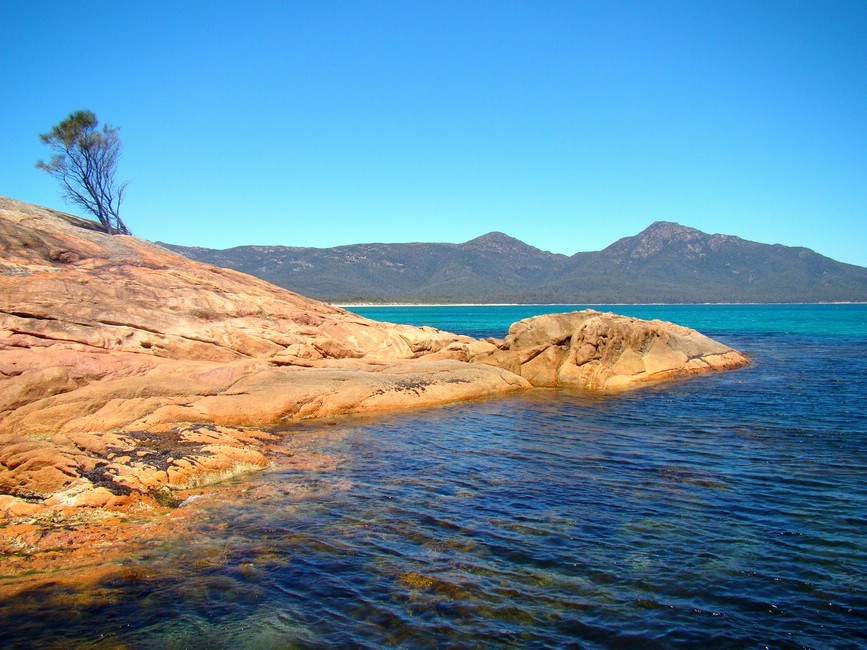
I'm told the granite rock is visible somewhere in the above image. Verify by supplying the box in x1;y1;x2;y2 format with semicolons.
0;196;748;528
468;310;750;390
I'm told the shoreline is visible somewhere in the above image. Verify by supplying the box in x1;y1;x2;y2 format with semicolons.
336;301;867;308
0;198;844;599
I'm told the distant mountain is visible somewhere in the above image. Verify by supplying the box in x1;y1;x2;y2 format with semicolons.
160;232;569;303
159;222;867;303
553;222;867;303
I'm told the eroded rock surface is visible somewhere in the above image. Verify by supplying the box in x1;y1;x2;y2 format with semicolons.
0;195;748;556
465;310;750;390
0;197;526;520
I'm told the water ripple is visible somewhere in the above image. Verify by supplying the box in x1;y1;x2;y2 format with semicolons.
3;313;867;648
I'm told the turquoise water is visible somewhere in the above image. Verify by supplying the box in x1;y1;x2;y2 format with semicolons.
2;305;866;648
350;303;867;339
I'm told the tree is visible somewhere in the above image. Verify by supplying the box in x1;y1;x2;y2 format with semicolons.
36;110;131;235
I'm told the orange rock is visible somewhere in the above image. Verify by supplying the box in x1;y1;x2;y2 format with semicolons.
0;197;748;565
471;310;750;390
0;494;43;517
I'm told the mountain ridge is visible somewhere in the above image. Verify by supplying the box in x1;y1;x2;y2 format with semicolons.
159;222;867;304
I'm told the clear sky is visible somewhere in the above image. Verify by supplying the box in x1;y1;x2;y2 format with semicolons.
2;1;865;266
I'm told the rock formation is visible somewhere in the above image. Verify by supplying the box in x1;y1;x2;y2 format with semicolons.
463;310;749;390
0;195;749;564
0;197;527;519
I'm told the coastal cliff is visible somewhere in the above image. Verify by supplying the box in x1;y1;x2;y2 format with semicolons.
0;196;749;585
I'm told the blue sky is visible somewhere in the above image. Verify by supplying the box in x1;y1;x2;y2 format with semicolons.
2;1;865;266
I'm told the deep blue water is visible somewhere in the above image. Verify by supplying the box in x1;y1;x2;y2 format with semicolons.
2;305;866;648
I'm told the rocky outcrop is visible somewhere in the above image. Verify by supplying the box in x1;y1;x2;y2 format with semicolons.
461;310;750;390
0;198;484;365
0;197;527;519
0;196;749;533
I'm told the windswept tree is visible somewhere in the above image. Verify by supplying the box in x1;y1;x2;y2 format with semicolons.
36;110;131;235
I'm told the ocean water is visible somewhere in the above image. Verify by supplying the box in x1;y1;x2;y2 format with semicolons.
2;304;866;648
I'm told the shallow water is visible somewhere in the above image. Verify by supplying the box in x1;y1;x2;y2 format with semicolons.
2;305;866;648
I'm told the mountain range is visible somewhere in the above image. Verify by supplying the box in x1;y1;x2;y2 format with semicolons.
159;222;867;303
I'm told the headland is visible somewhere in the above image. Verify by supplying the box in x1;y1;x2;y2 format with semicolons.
0;196;749;592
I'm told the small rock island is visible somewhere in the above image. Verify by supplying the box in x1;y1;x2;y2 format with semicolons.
0;196;749;586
